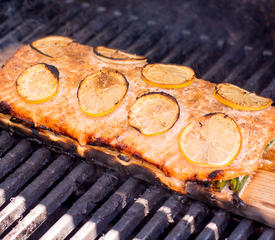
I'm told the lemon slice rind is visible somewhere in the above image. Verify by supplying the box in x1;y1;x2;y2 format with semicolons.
31;36;74;58
179;112;242;168
141;63;195;89
129;92;180;136
77;70;129;117
93;46;147;64
16;63;59;104
214;83;273;111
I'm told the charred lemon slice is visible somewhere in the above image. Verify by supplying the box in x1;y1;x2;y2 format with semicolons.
78;70;128;117
214;83;273;111
16;63;59;104
31;36;74;58
179;113;242;167
94;46;147;64
141;63;195;88
129;92;180;136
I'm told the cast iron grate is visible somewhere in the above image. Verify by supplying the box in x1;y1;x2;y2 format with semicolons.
0;131;274;239
0;0;274;239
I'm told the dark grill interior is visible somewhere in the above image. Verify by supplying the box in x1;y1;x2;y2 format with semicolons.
0;0;274;239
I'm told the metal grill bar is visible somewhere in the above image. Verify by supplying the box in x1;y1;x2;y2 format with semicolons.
164;201;210;240
145;28;184;62
0;2;59;48
261;77;275;99
87;13;136;47
0;140;33;182
182;33;227;76
70;177;143;240
249;58;275;93
2;162;94;240
0;147;51;208
72;9;119;43
195;210;230;240
133;195;187;240
0;0;22;26
227;219;254;240
40;173;119;240
101;186;167;240
22;2;84;44
223;42;264;85
202;33;258;81
144;18;195;62
0;155;72;236
54;4;99;37
0;1;43;38
108;20;148;49
258;228;275;240
127;25;164;55
161;32;201;64
0;131;17;157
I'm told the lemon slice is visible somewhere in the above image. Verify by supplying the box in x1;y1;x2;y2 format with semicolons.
141;63;195;88
179;113;242;167
78;70;128;117
214;83;273;111
16;63;59;104
93;46;147;64
129;92;180;136
31;36;74;58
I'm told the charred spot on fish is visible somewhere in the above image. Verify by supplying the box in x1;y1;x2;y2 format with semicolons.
133;152;143;160
232;193;246;208
208;170;224;180
202;181;211;188
37;124;64;137
117;154;130;162
38;124;54;132
188;178;211;188
10;116;23;124
162;168;171;177
0;101;12;114
31;127;40;136
199;122;203;127
115;143;128;152
21;119;35;128
224;114;229;118
88;138;116;151
88;136;105;146
9;114;34;129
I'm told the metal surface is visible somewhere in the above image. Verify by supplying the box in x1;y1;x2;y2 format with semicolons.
0;0;274;239
0;132;274;239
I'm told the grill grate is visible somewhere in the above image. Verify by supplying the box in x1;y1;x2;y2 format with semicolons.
0;0;274;239
1;135;274;240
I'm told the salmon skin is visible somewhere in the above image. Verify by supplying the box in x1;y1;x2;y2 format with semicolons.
0;37;274;190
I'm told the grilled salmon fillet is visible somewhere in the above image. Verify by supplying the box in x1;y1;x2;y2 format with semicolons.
0;38;274;187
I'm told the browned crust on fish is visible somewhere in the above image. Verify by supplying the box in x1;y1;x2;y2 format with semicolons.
1;113;275;229
0;40;274;183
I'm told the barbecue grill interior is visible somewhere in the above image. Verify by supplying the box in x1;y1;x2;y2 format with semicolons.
0;0;274;239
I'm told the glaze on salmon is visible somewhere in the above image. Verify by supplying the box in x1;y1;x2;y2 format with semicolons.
0;39;274;184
